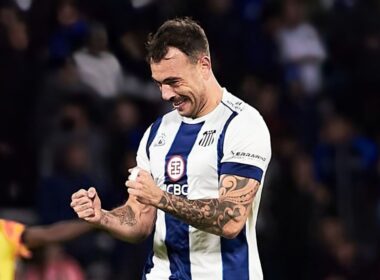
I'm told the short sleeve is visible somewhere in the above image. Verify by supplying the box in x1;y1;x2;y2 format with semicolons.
136;126;152;172
220;111;271;183
136;117;163;173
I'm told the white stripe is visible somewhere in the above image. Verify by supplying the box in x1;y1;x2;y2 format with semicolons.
186;123;223;280
146;210;171;280
189;227;223;280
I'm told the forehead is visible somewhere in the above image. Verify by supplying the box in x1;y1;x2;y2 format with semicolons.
150;48;193;81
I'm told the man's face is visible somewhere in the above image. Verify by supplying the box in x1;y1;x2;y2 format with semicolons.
150;47;208;118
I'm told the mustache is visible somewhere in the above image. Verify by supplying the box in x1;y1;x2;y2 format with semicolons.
169;96;186;103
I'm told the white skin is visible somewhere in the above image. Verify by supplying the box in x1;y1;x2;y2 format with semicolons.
70;47;259;241
150;47;222;118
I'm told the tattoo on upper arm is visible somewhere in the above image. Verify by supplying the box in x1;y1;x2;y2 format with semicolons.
157;175;260;235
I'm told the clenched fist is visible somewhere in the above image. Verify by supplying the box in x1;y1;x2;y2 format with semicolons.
70;187;102;224
125;169;163;206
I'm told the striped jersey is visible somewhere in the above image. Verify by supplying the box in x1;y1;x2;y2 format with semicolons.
136;89;271;280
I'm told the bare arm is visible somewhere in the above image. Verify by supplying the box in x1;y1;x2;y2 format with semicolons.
98;196;156;243
156;175;259;238
23;220;92;249
71;188;156;243
127;171;260;239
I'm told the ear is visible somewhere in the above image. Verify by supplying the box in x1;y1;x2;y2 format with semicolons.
198;56;212;80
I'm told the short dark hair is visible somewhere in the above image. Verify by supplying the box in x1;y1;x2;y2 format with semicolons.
146;17;210;64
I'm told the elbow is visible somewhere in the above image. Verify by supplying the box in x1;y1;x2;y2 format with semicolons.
125;235;147;244
221;224;244;239
125;225;153;244
115;231;148;244
130;230;151;244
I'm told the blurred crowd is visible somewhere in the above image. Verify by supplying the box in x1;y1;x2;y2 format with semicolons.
0;0;379;279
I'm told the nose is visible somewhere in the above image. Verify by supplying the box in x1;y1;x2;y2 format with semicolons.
161;84;176;101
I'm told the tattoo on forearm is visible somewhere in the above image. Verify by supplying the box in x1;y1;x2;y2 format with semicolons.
157;175;259;235
101;206;137;226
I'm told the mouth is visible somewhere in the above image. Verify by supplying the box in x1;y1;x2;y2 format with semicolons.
172;97;187;109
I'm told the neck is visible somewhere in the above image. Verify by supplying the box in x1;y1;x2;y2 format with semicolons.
197;75;223;118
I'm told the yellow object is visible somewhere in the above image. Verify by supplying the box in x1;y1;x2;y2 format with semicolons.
0;219;31;280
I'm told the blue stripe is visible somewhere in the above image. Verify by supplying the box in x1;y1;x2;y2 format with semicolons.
221;226;249;280
146;117;163;159
217;112;238;179
218;105;249;279
221;100;235;113
220;162;263;182
164;122;204;280
142;250;154;280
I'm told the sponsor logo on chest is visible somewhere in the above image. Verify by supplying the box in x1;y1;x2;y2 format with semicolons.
167;155;185;182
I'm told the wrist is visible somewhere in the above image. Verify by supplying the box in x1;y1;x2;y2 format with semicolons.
98;209;110;227
152;189;165;208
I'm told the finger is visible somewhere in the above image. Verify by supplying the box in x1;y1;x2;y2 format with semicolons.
127;188;140;196
77;208;95;219
126;181;143;189
83;217;96;223
87;187;97;199
73;202;92;212
72;189;88;200
84;216;99;222
138;170;149;178
137;170;153;183
70;197;91;207
125;180;134;188
135;196;149;205
72;200;92;212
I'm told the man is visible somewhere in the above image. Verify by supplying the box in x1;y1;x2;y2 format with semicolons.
71;17;271;279
0;218;91;280
73;22;124;98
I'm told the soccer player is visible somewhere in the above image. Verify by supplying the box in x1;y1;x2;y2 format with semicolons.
71;17;271;279
0;218;91;280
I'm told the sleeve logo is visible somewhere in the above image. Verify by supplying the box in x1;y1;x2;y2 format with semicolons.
230;150;266;162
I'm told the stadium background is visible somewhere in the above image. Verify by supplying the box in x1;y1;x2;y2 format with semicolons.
0;0;379;279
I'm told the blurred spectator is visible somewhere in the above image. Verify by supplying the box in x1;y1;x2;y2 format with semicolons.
277;0;326;95
270;153;330;279
199;0;246;91
243;3;282;82
38;100;107;184
314;217;367;279
315;115;378;249
49;0;88;63
36;140;98;223
0;4;38;206
73;22;124;98
105;98;143;205
253;83;290;140
21;244;85;280
34;58;98;143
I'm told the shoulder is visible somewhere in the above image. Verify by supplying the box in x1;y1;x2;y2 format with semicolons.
155;109;181;127
102;51;119;62
73;50;86;61
222;91;269;136
142;110;177;142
